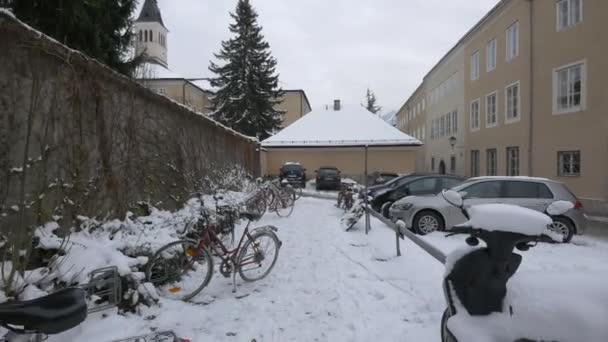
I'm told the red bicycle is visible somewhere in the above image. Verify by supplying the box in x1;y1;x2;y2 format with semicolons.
145;197;281;301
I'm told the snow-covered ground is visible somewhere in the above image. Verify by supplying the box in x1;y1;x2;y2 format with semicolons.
51;197;608;341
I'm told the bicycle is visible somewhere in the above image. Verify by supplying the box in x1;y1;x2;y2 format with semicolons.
0;287;87;342
249;180;295;217
145;199;282;301
336;182;355;211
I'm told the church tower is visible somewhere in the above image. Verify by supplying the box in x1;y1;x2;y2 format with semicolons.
134;0;168;67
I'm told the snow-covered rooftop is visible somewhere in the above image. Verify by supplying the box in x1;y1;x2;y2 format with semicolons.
262;104;422;147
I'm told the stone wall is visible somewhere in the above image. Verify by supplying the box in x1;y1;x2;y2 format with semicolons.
0;11;258;233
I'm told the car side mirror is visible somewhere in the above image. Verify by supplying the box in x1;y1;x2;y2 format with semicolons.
458;191;468;199
442;190;463;207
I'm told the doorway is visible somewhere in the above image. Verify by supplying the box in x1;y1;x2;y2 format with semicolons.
439;160;446;175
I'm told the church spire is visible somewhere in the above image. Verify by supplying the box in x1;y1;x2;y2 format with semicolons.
136;0;166;29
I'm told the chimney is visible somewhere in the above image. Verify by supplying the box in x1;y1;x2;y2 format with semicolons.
333;99;341;111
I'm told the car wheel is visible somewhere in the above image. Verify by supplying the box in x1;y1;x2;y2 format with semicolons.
381;201;393;219
413;210;443;235
549;217;575;243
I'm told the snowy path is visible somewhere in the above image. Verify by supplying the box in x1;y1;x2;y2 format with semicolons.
55;197;608;342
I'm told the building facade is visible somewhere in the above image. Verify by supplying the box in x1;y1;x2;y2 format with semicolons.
396;85;427;173
397;0;608;214
132;0;312;130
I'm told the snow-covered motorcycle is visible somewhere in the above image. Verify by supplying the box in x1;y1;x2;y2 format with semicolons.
438;189;591;342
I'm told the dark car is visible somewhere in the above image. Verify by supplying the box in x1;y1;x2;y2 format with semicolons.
371;174;464;217
315;167;341;190
366;172;435;198
279;162;306;187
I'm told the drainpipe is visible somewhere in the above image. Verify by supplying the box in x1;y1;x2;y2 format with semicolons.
527;0;534;176
182;81;187;105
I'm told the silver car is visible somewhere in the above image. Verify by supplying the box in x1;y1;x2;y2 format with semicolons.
389;176;587;242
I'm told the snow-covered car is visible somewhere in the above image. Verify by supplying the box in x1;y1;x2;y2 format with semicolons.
389;176;587;242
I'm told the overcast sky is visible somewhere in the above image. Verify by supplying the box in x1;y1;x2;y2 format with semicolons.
139;0;498;112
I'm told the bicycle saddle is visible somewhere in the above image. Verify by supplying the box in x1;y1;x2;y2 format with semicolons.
0;287;87;334
240;211;262;221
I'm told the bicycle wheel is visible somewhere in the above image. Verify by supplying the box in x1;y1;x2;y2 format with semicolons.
293;186;303;200
274;191;295;217
145;240;213;301
237;231;280;282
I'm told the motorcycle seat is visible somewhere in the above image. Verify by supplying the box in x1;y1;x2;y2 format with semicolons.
0;287;87;334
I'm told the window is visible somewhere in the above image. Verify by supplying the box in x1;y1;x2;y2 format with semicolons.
463;181;502;199
149;30;153;42
157;87;167;95
446;114;452;135
450;156;456;174
504;181;553;199
408;178;438;196
422;99;426;111
440;116;445;137
471;50;480;80
452;111;458;133
417;103;421;113
431;157;436;171
487;149;497;176
422;125;425;140
554;62;584;114
506;147;520;176
471;150;480;177
558;151;581;176
139;30;143;42
486;92;497;127
487;38;497;71
505;82;520;122
144;30;148;42
557;0;582;31
506;21;519;61
470;99;480;130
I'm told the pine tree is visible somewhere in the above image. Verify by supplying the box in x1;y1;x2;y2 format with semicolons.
208;0;284;139
364;88;382;114
5;0;141;75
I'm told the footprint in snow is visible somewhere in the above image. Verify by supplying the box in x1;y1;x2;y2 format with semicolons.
370;291;385;301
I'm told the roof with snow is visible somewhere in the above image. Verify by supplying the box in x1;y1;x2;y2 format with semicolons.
136;0;166;29
136;63;215;93
261;104;422;147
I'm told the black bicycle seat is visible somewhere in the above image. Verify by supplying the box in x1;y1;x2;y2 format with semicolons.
240;211;262;221
0;287;87;334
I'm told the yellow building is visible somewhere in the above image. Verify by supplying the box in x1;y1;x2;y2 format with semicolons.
261;100;421;180
397;0;608;214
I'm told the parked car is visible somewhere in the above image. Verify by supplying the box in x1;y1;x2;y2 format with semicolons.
389;176;587;242
371;174;464;218
315;166;341;190
279;162;306;187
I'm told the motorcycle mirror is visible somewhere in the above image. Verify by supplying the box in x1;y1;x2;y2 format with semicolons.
546;200;574;216
441;190;463;207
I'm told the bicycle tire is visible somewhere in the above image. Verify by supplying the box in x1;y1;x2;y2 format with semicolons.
237;231;280;282
145;239;213;301
273;191;295;217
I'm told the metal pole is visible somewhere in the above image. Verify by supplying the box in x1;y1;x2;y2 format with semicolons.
364;145;370;234
395;226;401;257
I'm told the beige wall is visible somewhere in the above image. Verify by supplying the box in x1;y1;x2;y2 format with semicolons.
264;147;417;179
530;0;608;202
425;45;466;175
139;79;212;114
464;0;532;178
396;86;427;172
276;90;312;128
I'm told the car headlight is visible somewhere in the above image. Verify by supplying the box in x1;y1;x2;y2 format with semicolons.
392;203;413;211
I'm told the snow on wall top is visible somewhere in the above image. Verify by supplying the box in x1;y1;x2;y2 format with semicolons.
262;104;422;147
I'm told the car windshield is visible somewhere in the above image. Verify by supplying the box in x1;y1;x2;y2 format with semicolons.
282;165;302;172
449;180;477;192
320;169;338;176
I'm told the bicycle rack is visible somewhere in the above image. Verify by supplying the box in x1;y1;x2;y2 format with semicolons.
84;266;122;313
111;330;180;342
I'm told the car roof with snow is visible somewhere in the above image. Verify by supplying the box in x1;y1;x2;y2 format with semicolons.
261;104;422;147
